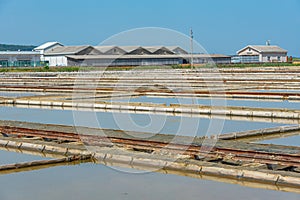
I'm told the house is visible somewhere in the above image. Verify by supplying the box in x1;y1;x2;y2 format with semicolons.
236;45;288;63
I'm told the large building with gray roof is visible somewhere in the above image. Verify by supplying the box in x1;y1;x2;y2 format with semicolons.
35;42;231;67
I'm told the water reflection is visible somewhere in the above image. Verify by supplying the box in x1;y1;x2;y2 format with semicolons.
0;162;299;200
110;96;300;110
0;150;49;165
0;106;287;137
0;92;43;98
260;135;300;147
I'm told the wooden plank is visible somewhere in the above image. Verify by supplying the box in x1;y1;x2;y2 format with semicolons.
0;155;91;171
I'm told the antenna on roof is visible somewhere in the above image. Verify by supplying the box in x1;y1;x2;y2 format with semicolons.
266;40;271;46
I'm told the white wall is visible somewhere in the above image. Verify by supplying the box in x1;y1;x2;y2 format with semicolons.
35;43;63;62
261;53;287;62
45;56;68;66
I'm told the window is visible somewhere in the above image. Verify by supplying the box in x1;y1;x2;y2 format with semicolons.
278;56;281;61
248;48;252;52
267;56;271;61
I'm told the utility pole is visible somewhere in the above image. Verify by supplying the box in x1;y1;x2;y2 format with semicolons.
190;28;194;69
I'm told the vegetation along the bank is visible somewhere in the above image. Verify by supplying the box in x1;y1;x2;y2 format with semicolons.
1;62;300;73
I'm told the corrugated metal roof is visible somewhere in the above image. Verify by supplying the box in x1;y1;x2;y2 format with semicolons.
250;45;287;53
93;46;128;54
166;46;189;54
66;54;230;60
143;46;165;53
95;46;176;54
41;44;191;56
120;46;143;53
94;46;116;53
34;42;62;51
44;46;91;55
41;44;225;57
67;54;180;60
238;45;288;54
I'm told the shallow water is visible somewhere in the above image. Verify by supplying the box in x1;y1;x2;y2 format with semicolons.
0;92;42;97
109;96;300;110
1;97;299;199
260;135;300;147
0;161;299;200
250;89;300;93
0;106;287;137
0;150;49;165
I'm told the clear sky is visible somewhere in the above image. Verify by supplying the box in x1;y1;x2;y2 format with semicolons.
0;0;300;56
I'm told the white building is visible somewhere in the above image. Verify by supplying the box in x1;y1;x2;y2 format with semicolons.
34;42;63;62
237;45;288;63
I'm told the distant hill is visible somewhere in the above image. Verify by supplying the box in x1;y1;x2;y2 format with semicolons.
0;44;37;51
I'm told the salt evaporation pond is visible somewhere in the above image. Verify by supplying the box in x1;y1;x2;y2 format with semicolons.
0;106;288;137
0;100;300;199
109;96;300;110
0;160;299;200
0;150;49;165
260;134;300;147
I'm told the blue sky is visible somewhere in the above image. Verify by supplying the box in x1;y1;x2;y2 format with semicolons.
0;0;300;56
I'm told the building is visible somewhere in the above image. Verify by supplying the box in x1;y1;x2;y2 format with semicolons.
65;46;187;66
192;54;231;64
0;51;41;67
34;42;63;62
42;46;99;66
235;45;288;63
67;54;184;66
40;44;189;66
35;42;232;67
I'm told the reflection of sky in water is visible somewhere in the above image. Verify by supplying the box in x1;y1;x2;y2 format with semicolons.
260;135;300;147
0;106;287;137
109;96;300;110
0;162;299;200
0;92;41;97
0;102;299;199
0;150;49;165
250;89;300;93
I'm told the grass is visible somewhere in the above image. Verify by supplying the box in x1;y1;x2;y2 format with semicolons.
293;57;300;61
0;66;80;73
215;62;300;68
1;62;300;73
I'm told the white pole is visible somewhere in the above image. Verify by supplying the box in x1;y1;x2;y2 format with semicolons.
190;28;194;69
